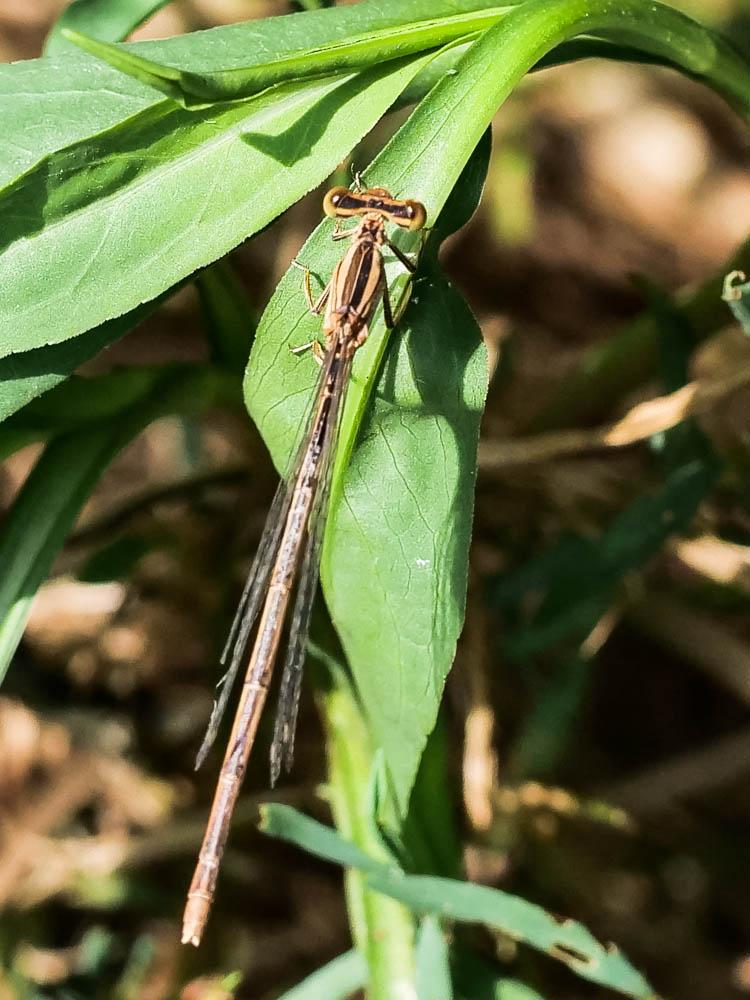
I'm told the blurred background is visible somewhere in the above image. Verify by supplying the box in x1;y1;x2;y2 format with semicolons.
1;1;749;997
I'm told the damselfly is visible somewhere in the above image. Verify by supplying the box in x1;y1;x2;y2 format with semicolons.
182;184;427;946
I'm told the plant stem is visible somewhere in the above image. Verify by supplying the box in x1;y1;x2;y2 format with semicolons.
317;658;416;1000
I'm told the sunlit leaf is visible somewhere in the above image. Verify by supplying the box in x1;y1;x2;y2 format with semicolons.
0;53;433;362
246;128;489;823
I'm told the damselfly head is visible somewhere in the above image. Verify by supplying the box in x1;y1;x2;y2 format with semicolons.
323;186;426;232
322;186;395;217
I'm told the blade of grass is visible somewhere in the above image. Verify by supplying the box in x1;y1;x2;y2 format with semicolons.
260;805;654;1000
0;428;121;684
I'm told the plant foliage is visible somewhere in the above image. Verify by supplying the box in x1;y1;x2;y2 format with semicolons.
0;0;748;996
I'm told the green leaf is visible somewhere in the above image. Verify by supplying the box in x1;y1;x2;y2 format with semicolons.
4;0;746;187
62;0;750;111
60;28;205;104
723;269;750;334
2;2;496;188
0;53;433;363
46;0;171;55
324;133;493;824
381;29;748;120
259;803;390;877
6;367;178;434
327;258;488;822
0;365;234;683
0;266;236;432
277;950;368;1000
381;0;749;218
260;804;655;1000
1;2;744;373
370;878;653;999
416;916;453;1000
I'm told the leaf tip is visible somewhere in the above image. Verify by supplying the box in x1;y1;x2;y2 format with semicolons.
257;802;272;832
59;27;85;45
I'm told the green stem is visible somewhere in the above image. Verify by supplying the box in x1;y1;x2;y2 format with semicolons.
66;0;749;114
400;0;750;213
317;660;416;1000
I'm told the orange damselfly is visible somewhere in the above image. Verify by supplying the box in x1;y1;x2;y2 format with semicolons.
182;184;426;946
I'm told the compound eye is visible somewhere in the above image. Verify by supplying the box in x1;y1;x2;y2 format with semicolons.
403;200;427;231
323;186;349;218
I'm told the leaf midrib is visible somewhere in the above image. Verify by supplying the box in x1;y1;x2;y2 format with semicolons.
182;7;510;83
